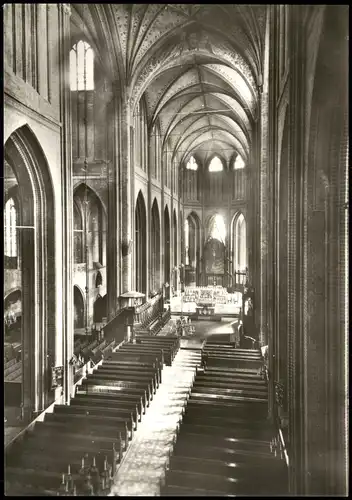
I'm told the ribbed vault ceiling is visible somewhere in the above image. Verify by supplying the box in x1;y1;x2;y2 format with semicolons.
74;3;267;166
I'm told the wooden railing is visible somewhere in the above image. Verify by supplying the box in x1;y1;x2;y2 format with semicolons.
102;308;127;345
134;294;163;329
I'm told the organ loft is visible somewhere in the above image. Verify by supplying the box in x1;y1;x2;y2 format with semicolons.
3;4;348;497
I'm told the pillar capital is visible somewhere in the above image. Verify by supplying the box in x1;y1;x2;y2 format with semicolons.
61;3;71;16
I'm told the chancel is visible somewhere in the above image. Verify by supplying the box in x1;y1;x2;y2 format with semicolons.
3;4;348;497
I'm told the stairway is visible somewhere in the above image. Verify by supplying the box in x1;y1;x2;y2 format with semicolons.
109;349;202;496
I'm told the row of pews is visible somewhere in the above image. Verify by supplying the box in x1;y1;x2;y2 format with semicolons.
4;357;22;382
4;343;22;407
5;335;180;496
202;339;263;371
161;342;288;496
73;336;116;383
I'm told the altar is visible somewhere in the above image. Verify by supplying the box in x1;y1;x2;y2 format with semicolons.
170;285;242;319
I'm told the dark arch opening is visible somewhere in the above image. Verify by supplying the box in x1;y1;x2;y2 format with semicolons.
151;199;161;293
135;192;147;294
95;271;102;288
74;286;85;329
164;206;171;284
93;294;106;323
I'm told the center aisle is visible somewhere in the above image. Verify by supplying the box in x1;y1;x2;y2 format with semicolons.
110;348;202;496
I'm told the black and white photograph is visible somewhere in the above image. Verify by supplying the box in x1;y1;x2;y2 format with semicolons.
3;4;348;496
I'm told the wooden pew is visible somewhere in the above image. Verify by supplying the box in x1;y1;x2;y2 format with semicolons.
53;404;135;437
32;418;124;451
17;427;122;466
79;379;149;408
96;365;159;389
135;336;180;358
103;359;162;384
161;484;232;497
108;352;162;371
90;369;157;395
203;346;261;355
190;390;267;404
168;455;282;482
4;358;17;373
175;430;272;455
203;366;260;376
164;468;285;496
203;356;262;370
44;411;130;450
72;394;142;422
75;389;145;416
186;399;268;420
84;373;153;403
67;397;140;429
183;408;266;428
195;373;266;387
177;421;272;441
115;345;165;365
191;383;268;399
172;439;279;465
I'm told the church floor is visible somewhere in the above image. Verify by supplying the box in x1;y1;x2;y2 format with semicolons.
109;349;202;496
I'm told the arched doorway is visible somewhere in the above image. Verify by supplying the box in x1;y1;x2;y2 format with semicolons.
74;286;85;329
4;125;56;422
151;199;161;293
135;191;147;294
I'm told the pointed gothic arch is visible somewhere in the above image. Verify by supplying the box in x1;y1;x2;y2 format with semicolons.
151;199;161;292
231;212;247;273
164;205;171;284
135;191;147;293
73;285;85;329
4;124;56;420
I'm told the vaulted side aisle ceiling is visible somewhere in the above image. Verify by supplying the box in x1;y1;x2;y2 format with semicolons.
74;3;266;167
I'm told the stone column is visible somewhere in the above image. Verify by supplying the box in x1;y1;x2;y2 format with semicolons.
119;94;133;293
259;10;271;348
160;150;165;284
59;3;73;403
106;90;120;319
287;5;306;494
147;132;153;295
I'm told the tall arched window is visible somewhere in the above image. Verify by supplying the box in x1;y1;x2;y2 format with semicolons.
210;214;226;243
186;156;198;171
234;213;247;271
4;198;17;258
234;155;245;170
73;201;83;263
70;40;94;91
209;156;223;172
184;219;189;265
